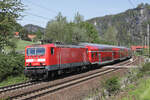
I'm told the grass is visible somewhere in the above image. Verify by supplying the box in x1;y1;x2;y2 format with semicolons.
0;74;28;87
15;39;37;51
122;77;150;100
4;39;37;52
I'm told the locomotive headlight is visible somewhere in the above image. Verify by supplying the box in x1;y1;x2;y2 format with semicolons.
37;59;45;62
26;63;31;66
26;59;33;62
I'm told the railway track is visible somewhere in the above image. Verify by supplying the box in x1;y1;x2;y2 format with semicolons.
0;80;42;95
4;57;137;100
0;57;134;95
108;57;137;68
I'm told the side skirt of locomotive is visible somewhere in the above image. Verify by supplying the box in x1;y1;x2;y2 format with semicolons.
24;62;90;79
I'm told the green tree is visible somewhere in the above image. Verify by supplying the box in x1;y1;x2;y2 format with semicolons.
45;12;68;43
103;26;117;45
74;12;84;24
80;22;100;43
13;23;29;40
19;28;29;41
45;12;100;44
0;0;23;52
68;22;88;43
36;30;44;40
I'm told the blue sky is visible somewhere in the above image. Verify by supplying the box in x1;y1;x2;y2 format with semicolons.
18;0;150;28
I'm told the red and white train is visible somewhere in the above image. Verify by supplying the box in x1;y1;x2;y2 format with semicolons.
24;43;132;79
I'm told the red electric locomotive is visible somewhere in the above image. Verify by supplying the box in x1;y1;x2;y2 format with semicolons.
24;43;131;79
24;43;89;79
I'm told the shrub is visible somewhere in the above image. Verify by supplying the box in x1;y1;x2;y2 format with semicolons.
103;76;120;95
136;71;143;78
140;62;150;73
0;53;24;81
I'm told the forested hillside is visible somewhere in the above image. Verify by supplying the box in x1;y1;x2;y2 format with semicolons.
24;24;44;34
88;3;150;46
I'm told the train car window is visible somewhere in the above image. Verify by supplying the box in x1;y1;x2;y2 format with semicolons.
96;52;98;56
86;49;88;54
91;53;94;58
51;47;54;55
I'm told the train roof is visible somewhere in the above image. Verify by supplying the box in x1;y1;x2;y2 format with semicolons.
26;43;130;50
26;43;55;48
55;44;84;48
79;43;127;49
26;43;84;48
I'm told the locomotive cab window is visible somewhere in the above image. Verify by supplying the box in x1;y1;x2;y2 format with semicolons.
27;47;45;56
36;48;45;55
51;47;54;55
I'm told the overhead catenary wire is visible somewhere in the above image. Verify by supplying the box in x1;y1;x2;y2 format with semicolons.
128;0;135;8
23;12;50;20
23;0;58;15
18;18;47;26
19;11;51;27
20;0;57;25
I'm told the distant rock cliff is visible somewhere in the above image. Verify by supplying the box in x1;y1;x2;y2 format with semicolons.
87;3;150;46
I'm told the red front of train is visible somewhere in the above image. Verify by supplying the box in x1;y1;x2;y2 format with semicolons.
24;43;89;78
